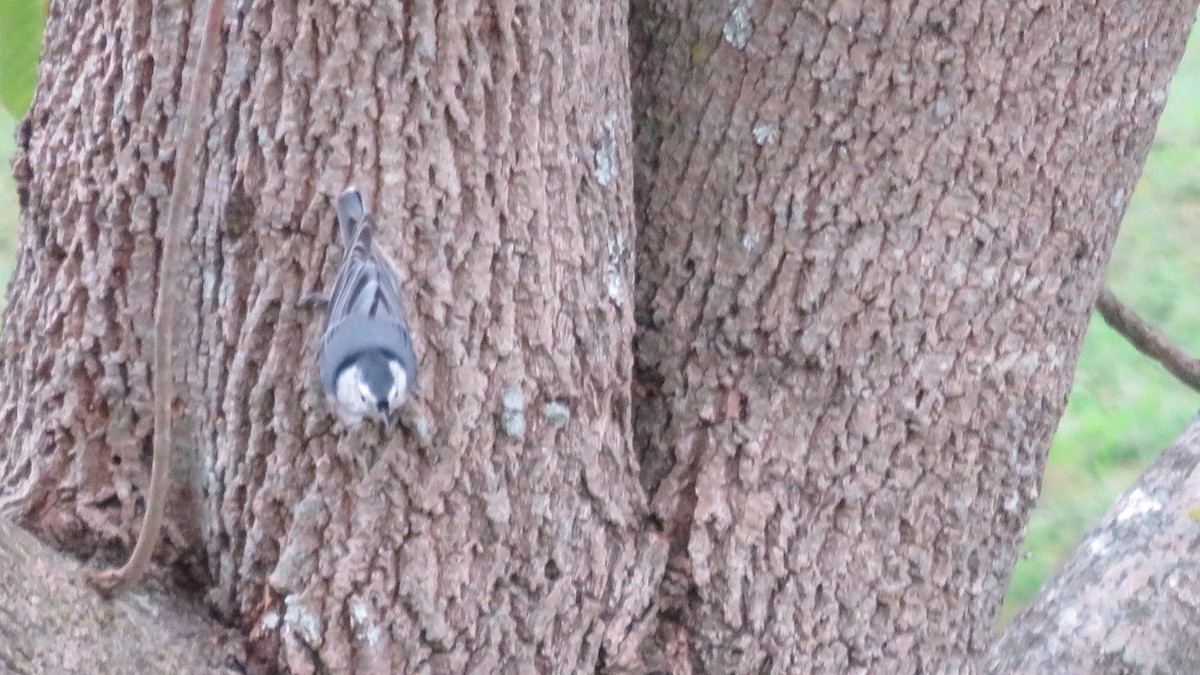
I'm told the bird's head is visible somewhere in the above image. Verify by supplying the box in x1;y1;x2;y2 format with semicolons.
334;350;409;426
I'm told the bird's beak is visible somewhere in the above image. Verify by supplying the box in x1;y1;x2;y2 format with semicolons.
377;403;390;425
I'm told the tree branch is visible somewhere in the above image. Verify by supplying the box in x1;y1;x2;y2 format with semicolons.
1095;285;1200;394
985;416;1200;671
0;518;243;673
90;0;226;594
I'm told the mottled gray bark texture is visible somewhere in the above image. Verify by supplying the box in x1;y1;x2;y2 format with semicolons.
986;416;1200;673
1;1;665;672
2;0;1198;672
0;518;243;674
630;1;1197;671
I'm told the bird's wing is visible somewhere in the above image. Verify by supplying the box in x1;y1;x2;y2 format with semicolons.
326;219;408;322
321;187;418;389
323;216;412;346
336;186;367;246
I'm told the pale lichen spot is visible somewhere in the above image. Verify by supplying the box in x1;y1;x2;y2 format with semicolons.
752;119;779;146
723;0;754;49
1110;187;1127;210
348;598;382;645
606;233;627;306
1086;532;1111;557
1003;490;1020;511
485;487;512;526
349;598;370;628
934;97;952;120
1057;607;1081;633
500;384;525;440
593;112;619;186
1116;488;1161;523
284;594;324;646
543;400;571;428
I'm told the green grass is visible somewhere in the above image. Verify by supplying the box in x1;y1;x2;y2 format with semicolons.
0;19;1197;632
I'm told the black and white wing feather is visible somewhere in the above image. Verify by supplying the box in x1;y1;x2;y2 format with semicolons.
319;187;419;394
325;216;410;325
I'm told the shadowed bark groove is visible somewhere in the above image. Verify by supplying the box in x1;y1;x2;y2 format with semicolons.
630;1;1197;670
1;1;665;672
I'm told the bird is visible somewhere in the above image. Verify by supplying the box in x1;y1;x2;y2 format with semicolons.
317;186;419;427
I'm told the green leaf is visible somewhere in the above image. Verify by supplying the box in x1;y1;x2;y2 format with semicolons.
0;0;46;117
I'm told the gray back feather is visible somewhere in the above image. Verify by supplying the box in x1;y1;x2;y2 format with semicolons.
321;187;419;392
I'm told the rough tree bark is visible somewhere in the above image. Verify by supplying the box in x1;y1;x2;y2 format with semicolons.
630;1;1197;671
1;1;665;672
985;415;1200;673
0;517;243;673
1;0;1197;673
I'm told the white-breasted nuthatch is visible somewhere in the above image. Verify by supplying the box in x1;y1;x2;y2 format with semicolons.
317;187;419;427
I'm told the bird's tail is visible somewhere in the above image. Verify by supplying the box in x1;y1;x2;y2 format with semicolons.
336;186;369;246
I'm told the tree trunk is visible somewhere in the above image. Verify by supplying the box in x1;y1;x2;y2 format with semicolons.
1;1;665;672
985;415;1200;673
630;1;1197;671
1;0;1198;673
